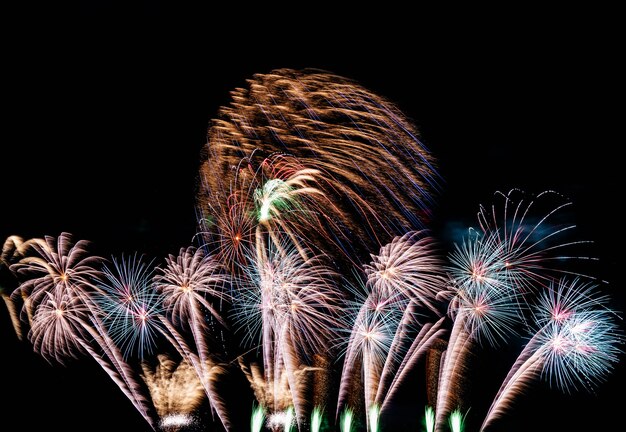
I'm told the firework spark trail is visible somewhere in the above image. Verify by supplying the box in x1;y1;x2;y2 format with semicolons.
7;233;158;429
77;315;157;430
448;409;465;432
251;404;265;432
379;316;446;414
480;279;623;430
364;230;445;315
140;354;206;426
96;253;165;360
434;312;472;432
435;232;522;431
374;299;418;402
232;235;342;427
424;406;435;432
340;408;354;432
336;285;401;426
310;405;323;432
1;235;46;339
477;189;600;293
368;404;380;432
479;335;544;431
197;68;440;273
153;246;233;428
10;232;103;328
337;231;447;429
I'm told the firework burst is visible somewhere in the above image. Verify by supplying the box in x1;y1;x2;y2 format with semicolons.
153;245;233;430
1;235;46;339
197;68;441;274
480;278;623;430
10;232;103;325
337;231;447;430
364;230;445;314
7;233;158;429
232;234;343;427
96;253;164;360
476;189;598;293
140;354;205;431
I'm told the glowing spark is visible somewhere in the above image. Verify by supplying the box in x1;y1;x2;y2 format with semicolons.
251;405;265;432
311;406;323;432
268;408;295;431
140;354;206;422
160;413;195;428
340;408;354;432
284;406;295;432
424;406;435;432
448;409;465;432
368;404;380;432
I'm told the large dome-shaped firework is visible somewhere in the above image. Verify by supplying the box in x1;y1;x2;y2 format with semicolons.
196;68;440;270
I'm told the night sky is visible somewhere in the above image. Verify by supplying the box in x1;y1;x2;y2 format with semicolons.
2;7;622;432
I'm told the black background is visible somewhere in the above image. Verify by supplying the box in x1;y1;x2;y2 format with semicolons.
1;5;622;431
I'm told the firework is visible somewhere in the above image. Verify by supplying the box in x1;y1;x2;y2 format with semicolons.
232;234;342;426
447;231;522;347
284;406;295;432
1;235;46;339
198;188;256;275
337;231;447;428
424;406;435;432
28;290;92;363
95;253;164;360
448;409;465;432
9;233;104;360
533;277;611;327
159;414;196;431
154;246;230;327
436;230;520;431
8;233;157;429
368;404;380;432
476;189;598;293
480;279;623;430
364;230;446;314
153;245;233;429
3;64;622;432
337;279;446;428
140;354;205;428
197;68;440;274
340;408;354;432
310;406;324;432
10;232;103;325
434;187;607;431
251;156;330;261
251;404;265;432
